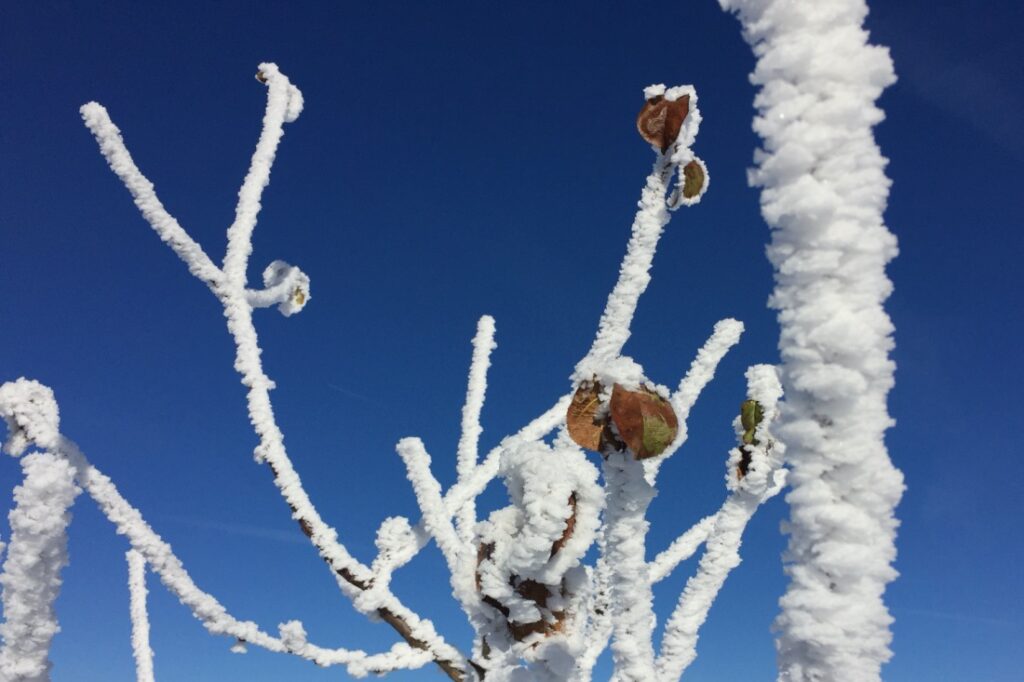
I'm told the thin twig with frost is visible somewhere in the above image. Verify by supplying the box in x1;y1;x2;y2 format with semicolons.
127;550;155;682
657;365;786;681
648;515;716;585
455;316;497;546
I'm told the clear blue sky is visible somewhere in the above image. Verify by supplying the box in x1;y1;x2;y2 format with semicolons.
1;1;1021;680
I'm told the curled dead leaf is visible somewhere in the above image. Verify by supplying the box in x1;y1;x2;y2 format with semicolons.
566;382;606;451
609;384;678;459
637;94;689;153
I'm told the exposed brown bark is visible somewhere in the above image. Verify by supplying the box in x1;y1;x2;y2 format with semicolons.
267;462;467;681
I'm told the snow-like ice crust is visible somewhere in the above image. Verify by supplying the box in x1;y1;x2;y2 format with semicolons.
718;1;905;680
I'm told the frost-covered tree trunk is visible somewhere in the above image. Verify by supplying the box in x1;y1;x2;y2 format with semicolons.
718;1;905;679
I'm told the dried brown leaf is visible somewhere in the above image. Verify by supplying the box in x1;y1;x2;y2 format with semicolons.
609;384;679;459
567;382;606;451
637;94;689;153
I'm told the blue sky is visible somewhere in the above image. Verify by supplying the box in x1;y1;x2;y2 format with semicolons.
1;1;1021;680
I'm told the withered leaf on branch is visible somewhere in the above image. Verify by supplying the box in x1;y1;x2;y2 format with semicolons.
566;382;606;451
637;94;689;153
682;159;706;199
609;384;679;459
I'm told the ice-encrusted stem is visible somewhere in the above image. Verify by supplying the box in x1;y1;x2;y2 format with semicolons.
718;2;905;679
79;104;224;291
455;316;497;546
127;550;155;682
396;439;463;580
366;394;569;583
576;553;613;680
0;452;80;682
601;452;657;681
656;365;785;681
222;63;303;285
576;156;673;374
648;514;716;585
671;319;745;429
646;318;745;479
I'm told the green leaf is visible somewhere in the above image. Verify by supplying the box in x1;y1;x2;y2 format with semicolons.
642;414;674;457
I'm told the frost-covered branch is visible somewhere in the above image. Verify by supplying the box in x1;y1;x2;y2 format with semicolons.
222;63;304;285
671;319;745;431
0;451;80;682
600;453;657;682
645;317;745;479
455;316;497;546
718;2;905;679
395;439;463;580
126;550;155;682
656;365;785;681
648;515;715;585
78;105;224;290
575;86;703;380
0;379;442;678
80;65;468;680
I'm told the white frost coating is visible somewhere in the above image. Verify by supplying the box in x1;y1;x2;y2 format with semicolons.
79;104;224;290
127;550;155;682
494;442;601;585
455;316;497;546
601;452;657;682
718;2;904;679
648;515;716;585
657;364;785;681
0;452;81;682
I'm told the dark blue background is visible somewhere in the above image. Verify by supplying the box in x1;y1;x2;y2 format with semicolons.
2;1;1021;679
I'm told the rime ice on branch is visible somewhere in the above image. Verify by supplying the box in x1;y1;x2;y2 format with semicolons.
126;550;155;682
718;1;905;679
0;380;81;682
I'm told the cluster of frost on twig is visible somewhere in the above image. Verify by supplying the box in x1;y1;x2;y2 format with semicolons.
718;1;905;679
